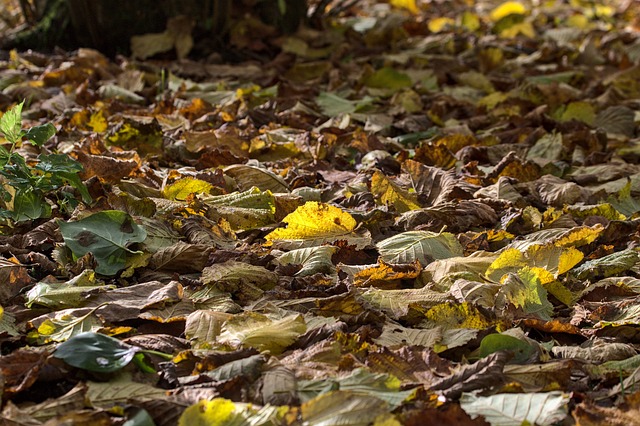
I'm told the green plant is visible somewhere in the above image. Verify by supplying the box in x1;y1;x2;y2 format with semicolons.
0;101;91;224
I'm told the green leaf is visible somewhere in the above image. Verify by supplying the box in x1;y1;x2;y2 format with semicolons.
35;153;83;174
53;332;139;373
12;188;49;222
376;230;463;265
34;154;91;203
0;305;19;336
498;268;554;321
123;408;156;426
478;333;537;364
363;67;412;91
460;391;569;426
0;101;24;144
204;354;266;382
57;171;92;203
360;287;450;319
374;322;442;348
315;92;374;116
58;210;147;276
24;123;56;147
573;249;639;280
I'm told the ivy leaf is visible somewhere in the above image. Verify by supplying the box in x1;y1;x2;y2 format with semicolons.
53;332;140;373
58;210;147;276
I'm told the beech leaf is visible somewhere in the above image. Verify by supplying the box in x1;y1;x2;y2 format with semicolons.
460;391;569;426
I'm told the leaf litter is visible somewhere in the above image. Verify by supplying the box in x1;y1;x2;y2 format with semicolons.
1;0;640;424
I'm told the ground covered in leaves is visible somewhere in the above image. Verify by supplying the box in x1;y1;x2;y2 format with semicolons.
2;0;640;425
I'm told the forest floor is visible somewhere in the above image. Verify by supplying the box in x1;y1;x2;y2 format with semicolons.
1;0;640;425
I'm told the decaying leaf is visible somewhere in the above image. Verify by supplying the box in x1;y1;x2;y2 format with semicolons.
3;0;640;422
265;201;368;249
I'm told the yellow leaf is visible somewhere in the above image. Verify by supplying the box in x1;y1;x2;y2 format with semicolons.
558;101;595;125
461;11;481;31
414;143;456;169
178;399;240;426
424;302;494;330
490;1;527;21
354;259;421;289
486;245;583;282
264;201;356;244
543;280;576;306
428;17;455;33
566;14;590;29
564;204;626;221
553;225;603;248
37;319;57;335
526;245;584;276
373;413;403;426
437;133;478;153
389;0;419;14
500;21;535;38
528;266;555;285
163;178;213;201
371;171;421;213
88;110;108;133
501;268;553;320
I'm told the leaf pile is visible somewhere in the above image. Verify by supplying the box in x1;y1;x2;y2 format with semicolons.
1;0;640;424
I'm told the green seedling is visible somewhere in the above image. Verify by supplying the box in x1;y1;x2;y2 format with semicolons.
0;101;91;226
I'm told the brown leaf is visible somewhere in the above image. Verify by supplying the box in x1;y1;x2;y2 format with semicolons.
85;281;184;323
429;351;510;399
148;242;212;272
365;346;451;385
0;349;49;398
0;258;32;305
